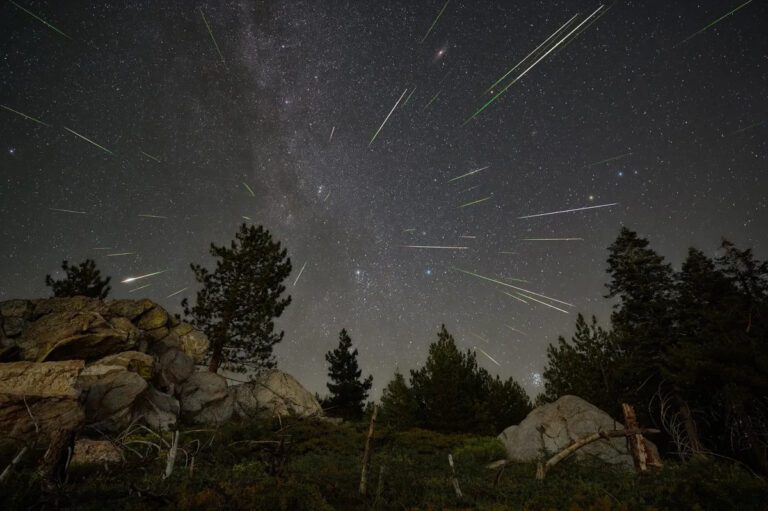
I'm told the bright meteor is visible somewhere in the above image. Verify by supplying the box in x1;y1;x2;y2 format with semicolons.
1;105;51;127
121;270;168;284
9;0;71;40
369;88;408;146
199;7;225;64
420;0;451;43
63;126;114;155
475;346;501;367
518;202;618;219
293;261;308;286
453;267;574;308
447;166;489;183
458;196;492;208
402;245;469;250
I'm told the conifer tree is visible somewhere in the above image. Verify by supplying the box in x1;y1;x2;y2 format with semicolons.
380;370;418;429
45;259;111;299
183;224;292;373
324;329;373;420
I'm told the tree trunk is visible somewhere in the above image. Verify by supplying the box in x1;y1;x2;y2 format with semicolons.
448;454;463;498
676;398;703;456
38;429;77;490
359;404;378;496
622;403;650;472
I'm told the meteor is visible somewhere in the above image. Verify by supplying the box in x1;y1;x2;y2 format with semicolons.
464;5;605;125
166;287;188;298
9;0;71;39
323;190;331;202
49;207;86;215
402;245;468;250
521;238;584;241
500;290;529;304
475;346;501;367
93;247;112;250
679;0;755;45
128;284;152;294
138;214;167;219
242;216;252;221
329;126;335;142
403;228;416;233
106;252;135;257
423;91;441;111
293;261;308;286
402;87;417;107
505;325;527;336
140;150;161;162
459;235;476;239
730;120;765;136
1;104;51;127
518;202;618;219
369;88;408;146
63;126;113;155
453;267;574;307
242;182;255;197
420;0;451;43
460;185;481;194
447;165;489;183
586;152;632;167
121;270;167;284
517;292;569;314
199;7;225;64
470;332;490;344
458;196;491;208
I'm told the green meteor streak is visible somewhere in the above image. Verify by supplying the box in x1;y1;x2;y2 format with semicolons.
242;182;255;196
9;0;71;39
1;104;51;127
423;90;441;111
452;267;575;307
458;196;492;208
140;150;161;162
679;0;755;45
199;8;225;64
63;126;114;155
447;165;489;183
587;152;632;167
420;0;450;43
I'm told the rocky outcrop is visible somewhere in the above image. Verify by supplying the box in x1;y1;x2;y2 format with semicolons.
231;369;323;419
179;371;233;424
498;395;658;468
135;387;180;431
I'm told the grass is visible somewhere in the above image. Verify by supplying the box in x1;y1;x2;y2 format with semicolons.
1;416;766;510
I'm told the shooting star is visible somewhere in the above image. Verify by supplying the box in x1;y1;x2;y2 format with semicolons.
475;346;501;367
517;292;569;314
242;182;255;197
459;196;492;208
1;104;51;127
242;216;252;221
447;166;489;183
140;150;161;162
166;287;188;298
369;88;408;146
121;270;168;284
459;235;477;239
453;267;574;307
679;0;755;46
586;152;632;167
423;91;441;111
9;0;71;39
128;284;152;294
498;251;517;255
49;207;86;215
470;332;490;344
63;126;113;155
464;5;605;125
518;202;618;219
323;190;332;202
460;185;481;194
199;7;225;64
293;261;308;286
329;126;335;142
402;87;417;107
505;325;527;336
93;247;112;250
138;214;167;219
106;252;135;257
729;120;766;136
521;238;584;241
420;0;450;43
402;245;469;250
500;290;529;304
403;228;416;233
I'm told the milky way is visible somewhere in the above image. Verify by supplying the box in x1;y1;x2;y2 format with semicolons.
1;1;766;398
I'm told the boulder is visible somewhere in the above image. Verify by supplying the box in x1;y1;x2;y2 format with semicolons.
2;316;26;337
70;438;123;466
32;296;109;317
0;360;83;398
108;299;154;320
156;348;194;391
0;299;33;319
137;306;168;330
135;387;179;431
178;329;209;364
231;369;323;419
179;371;232;424
92;351;154;380
82;370;148;432
498;395;657;468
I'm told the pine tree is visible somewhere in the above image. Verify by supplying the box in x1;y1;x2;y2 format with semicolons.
485;374;532;432
45;259;111;299
380;371;418;429
183;224;292;373
324;329;373;420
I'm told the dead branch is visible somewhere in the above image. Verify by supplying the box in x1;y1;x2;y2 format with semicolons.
163;430;180;480
0;446;28;484
448;453;463;498
359;404;378;496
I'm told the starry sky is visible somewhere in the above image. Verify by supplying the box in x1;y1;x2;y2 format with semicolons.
1;0;766;398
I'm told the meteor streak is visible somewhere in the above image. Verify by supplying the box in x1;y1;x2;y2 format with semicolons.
517;292;569;314
166;287;188;298
9;0;71;39
49;207;86;215
199;8;225;64
1;105;51;127
521;238;584;241
423;91;441;110
453;267;574;307
402;245;468;250
242;182;255;197
464;5;605;125
293;261;308;286
138;214;167;219
730;120;765;135
106;252;135;257
242;216;252;221
63;126;113;155
470;332;490;344
369;88;408;146
587;152;632;167
128;284;152;293
402;87;417;107
121;270;167;284
518;202;618;219
475;346;501;366
505;325;527;336
329;126;335;142
458;196;491;208
500;290;529;304
140;150;160;162
459;235;476;239
447;166;489;183
420;0;450;43
679;0;755;45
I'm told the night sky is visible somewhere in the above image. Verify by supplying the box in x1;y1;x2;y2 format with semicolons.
1;1;766;398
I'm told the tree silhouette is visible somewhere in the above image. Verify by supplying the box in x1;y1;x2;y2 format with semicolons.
324;329;373;420
45;259;111;299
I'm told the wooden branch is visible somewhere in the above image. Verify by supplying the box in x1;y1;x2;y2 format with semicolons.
622;403;648;472
359;404;378;496
163;431;180;480
0;446;28;484
536;427;660;480
448;454;463;498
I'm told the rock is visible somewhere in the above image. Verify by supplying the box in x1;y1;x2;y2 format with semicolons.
157;348;194;391
137;306;168;330
171;322;194;337
32;296;108;317
146;326;169;341
498;395;658;468
2;316;26;337
70;439;123;466
82;370;148;432
135;387;179;431
92;351;154;380
0;360;84;398
18;311;137;362
108;299;153;320
0;299;32;318
179;371;232;424
231;369;323;419
179;329;209;364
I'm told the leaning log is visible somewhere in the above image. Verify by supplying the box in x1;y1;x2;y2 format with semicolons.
359;404;378;496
